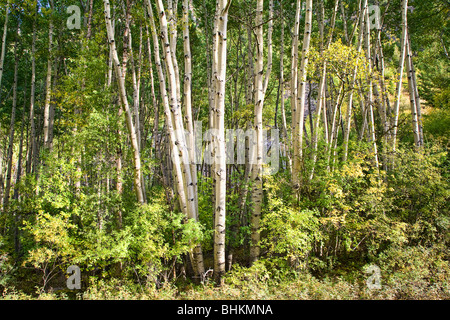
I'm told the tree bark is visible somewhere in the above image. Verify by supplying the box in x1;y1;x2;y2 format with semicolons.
364;1;379;169
406;29;423;148
0;1;9;104
391;0;408;156
406;31;420;148
146;0;205;280
290;0;301;164
309;0;339;181
26;17;37;175
342;0;364;162
183;0;199;220
249;0;267;264
103;0;145;204
212;0;232;285
292;0;312;194
3;34;18;210
43;3;54;151
278;4;290;172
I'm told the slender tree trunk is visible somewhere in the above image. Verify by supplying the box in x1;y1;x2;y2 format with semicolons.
104;0;145;204
406;31;420;148
3;34;18;210
182;0;204;280
128;22;147;203
250;0;268;264
246;23;254;107
391;0;408;156
262;0;274;95
182;0;199;221
340;0;349;44
212;0;232;284
309;0;339;181
406;30;423;148
43;5;54;151
342;0;364;162
26;18;37;175
292;0;313;195
327;84;344;171
13;96;26;256
236;16;255;222
0;1;9;104
129;28;141;151
374;21;390;172
278;5;290;172
146;0;205;280
290;0;301;163
364;2;379;169
14;91;26;202
145;25;159;182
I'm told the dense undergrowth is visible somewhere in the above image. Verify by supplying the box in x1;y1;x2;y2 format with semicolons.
1;135;448;300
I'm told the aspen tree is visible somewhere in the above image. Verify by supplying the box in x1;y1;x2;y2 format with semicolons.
13;95;26;255
128;23;147;203
14;91;26;202
144;26;159;161
26;16;37;175
0;0;8;103
182;0;199;217
262;0;274;95
327;84;344;171
3;32;18;210
103;0;145;204
391;0;409;155
43;0;54;150
292;0;312;194
156;0;197;227
340;0;349;44
406;30;424;148
212;0;232;284
236;10;255;222
343;0;364;163
364;1;379;169
249;0;266;264
373;6;391;171
406;32;420;148
146;0;205;280
290;0;301;162
278;2;290;171
309;0;338;181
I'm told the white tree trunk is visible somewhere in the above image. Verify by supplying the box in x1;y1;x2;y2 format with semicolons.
212;0;232;284
364;1;379;170
342;0;365;162
3;35;18;210
0;1;9;103
309;0;339;181
290;0;301;164
293;0;313;193
26;18;37;175
103;0;145;204
146;0;205;279
391;0;409;155
182;0;199;218
406;32;420;148
250;0;268;264
43;13;53;150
